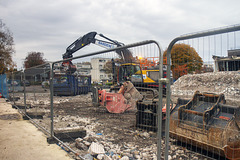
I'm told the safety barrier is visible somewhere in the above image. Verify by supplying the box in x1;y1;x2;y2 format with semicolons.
3;24;240;159
2;40;164;160
163;24;240;160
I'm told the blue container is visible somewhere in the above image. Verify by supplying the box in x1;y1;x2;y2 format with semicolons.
53;74;91;96
53;74;78;96
77;75;91;94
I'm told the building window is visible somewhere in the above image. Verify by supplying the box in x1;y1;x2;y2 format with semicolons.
99;59;106;63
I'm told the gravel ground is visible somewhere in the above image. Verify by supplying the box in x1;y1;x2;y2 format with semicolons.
12;93;217;160
11;71;240;160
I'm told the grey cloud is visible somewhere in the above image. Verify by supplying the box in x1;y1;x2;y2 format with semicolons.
1;0;240;69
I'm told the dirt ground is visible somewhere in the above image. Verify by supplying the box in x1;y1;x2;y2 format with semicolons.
9;74;239;160
21;93;160;157
0;98;73;160
11;89;214;160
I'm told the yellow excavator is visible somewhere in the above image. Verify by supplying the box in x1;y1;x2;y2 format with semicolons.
61;31;170;91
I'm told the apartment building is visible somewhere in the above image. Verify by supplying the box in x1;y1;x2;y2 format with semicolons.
75;63;91;75
90;58;113;83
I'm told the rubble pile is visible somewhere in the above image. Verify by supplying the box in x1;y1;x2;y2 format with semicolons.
36;113;204;160
171;71;240;97
61;121;203;160
72;137;203;160
18;94;72;106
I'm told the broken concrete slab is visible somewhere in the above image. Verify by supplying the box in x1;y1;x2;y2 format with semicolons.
88;142;105;155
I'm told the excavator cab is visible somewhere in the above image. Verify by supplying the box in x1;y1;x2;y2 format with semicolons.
118;63;143;84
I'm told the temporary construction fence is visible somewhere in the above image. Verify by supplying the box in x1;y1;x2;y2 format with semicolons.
162;24;240;160
2;24;240;160
2;40;166;159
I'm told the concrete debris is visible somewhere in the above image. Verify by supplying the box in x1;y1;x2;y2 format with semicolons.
119;156;129;160
97;154;105;160
83;153;93;160
139;132;150;139
103;154;112;160
75;138;88;150
172;71;240;98
88;142;105;155
83;140;91;147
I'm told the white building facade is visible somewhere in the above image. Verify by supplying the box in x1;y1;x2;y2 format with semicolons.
91;58;113;83
75;63;91;75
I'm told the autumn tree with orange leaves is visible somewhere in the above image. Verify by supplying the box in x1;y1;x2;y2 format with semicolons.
0;20;15;74
163;44;203;80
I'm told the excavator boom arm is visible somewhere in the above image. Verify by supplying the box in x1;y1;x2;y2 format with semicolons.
62;31;134;62
63;32;97;59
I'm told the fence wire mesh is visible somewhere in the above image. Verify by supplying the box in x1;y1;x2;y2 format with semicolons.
2;40;167;159
49;41;164;159
2;25;240;160
163;24;240;160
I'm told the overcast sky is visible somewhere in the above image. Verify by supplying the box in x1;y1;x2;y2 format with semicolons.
1;0;240;69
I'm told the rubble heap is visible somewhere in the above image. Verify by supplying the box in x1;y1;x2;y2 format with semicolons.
171;71;240;97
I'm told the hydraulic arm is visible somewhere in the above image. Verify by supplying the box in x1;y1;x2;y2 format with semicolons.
62;31;134;73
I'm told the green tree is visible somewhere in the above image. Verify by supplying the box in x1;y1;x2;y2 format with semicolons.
24;52;46;68
0;20;15;74
163;43;203;79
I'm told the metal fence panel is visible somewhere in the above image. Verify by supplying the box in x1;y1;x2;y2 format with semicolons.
49;40;164;159
5;40;167;159
164;24;240;160
4;25;240;159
